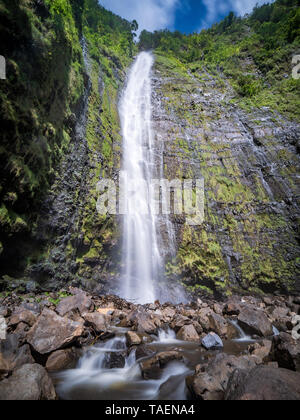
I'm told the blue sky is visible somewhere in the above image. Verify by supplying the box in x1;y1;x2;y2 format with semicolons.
99;0;274;35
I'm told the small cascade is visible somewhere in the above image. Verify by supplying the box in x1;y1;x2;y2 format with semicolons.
55;332;190;401
230;320;254;342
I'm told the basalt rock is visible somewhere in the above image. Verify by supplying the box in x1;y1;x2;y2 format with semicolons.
9;307;37;328
0;334;34;379
56;292;94;317
176;324;200;342
187;353;258;401
140;351;184;380
126;331;142;347
238;307;273;337
26;308;84;354
46;348;79;372
0;364;57;400
83;312;108;334
201;332;223;350
225;366;300;400
208;313;229;337
270;332;300;372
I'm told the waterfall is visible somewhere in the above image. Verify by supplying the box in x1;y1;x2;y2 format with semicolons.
119;52;161;304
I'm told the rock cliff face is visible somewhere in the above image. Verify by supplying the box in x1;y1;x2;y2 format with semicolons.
0;1;299;299
152;53;300;297
0;0;134;293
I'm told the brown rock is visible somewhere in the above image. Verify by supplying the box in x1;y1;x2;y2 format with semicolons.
46;349;79;372
177;324;199;342
170;315;191;332
97;307;114;316
140;351;183;380
270;332;300;371
0;334;34;379
83;312;107;333
27;308;84;354
208;313;228;337
186;353;257;401
225;366;300;400
128;310;161;334
198;308;212;331
56;292;94;317
126;331;142;347
248;340;272;363
0;364;57;400
271;306;290;321
238;307;273;337
223;302;241;316
9;307;37;328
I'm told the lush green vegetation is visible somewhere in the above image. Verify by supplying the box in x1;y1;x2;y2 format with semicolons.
0;0;136;278
140;0;300;120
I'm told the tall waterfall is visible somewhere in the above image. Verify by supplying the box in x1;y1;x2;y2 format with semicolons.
119;52;161;304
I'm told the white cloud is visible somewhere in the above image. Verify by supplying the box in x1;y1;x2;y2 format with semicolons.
200;0;275;30
99;0;180;35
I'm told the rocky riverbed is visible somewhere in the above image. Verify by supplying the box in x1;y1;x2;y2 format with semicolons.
0;288;300;400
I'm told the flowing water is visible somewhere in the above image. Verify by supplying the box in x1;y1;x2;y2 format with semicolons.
119;52;163;304
54;322;266;401
55;328;191;401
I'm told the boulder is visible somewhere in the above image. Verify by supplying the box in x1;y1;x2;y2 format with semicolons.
9;307;37;328
271;306;290;321
198;308;212;331
56;292;94;317
126;331;142;347
201;332;223;350
0;307;9;317
161;307;176;322
0;364;57;400
128;310;161;334
225;366;300;400
0;334;34;379
46;348;79;372
248;340;272;363
27;308;84;354
135;345;155;361
0;316;7;340
208;313;228;337
83;312;107;334
238;307;273;337
140;351;183;380
176;324;199;342
186;353;257;401
14;322;30;342
223;302;241;316
170;315;191;332
270;332;300;372
104;351;126;369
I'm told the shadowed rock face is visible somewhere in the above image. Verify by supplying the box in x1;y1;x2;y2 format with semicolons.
152;54;300;296
0;364;57;401
225;366;300;400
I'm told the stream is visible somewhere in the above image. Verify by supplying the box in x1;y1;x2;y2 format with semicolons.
54;323;257;401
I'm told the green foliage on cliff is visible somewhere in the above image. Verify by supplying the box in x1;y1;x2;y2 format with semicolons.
0;0;135;278
140;0;300;121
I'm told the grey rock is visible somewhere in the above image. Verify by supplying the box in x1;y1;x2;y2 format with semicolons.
0;364;56;400
201;332;223;350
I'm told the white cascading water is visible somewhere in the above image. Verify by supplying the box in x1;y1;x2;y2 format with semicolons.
120;52;161;304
